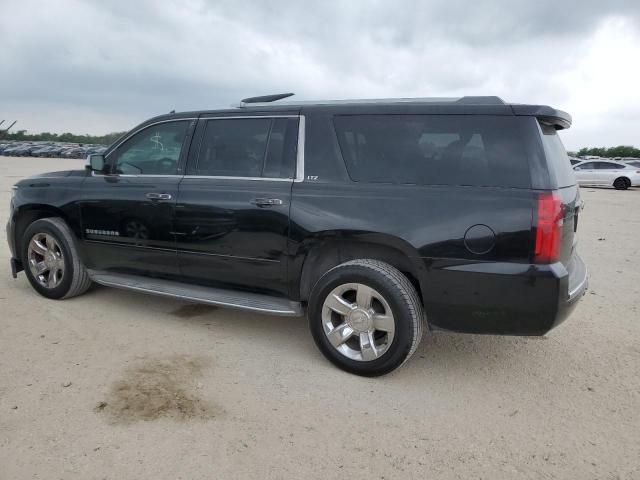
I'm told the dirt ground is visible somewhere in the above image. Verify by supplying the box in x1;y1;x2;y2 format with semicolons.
1;157;638;480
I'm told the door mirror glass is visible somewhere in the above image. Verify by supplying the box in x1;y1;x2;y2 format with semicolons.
89;154;105;172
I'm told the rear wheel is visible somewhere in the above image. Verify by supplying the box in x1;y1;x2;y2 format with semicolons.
613;177;630;190
21;217;92;300
308;259;424;376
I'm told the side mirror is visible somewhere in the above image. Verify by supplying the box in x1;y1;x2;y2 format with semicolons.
573;166;580;171
88;154;106;173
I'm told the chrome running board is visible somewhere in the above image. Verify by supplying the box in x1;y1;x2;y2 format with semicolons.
87;270;303;316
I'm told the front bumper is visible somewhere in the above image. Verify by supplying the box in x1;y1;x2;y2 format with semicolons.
6;215;23;278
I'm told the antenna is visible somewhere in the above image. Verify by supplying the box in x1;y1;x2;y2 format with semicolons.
239;93;294;107
0;120;17;139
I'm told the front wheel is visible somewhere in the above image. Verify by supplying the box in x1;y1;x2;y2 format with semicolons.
308;259;424;376
21;217;92;300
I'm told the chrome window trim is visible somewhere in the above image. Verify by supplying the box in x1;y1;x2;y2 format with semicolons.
182;175;292;182
96;115;306;182
295;115;305;182
91;171;183;178
200;115;299;119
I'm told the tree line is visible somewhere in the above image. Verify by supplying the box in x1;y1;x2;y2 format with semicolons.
569;145;640;158
2;130;127;145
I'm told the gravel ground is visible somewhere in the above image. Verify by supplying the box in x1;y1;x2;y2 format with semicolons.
1;157;639;479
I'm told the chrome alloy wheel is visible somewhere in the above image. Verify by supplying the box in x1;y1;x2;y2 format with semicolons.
27;233;65;289
321;283;395;361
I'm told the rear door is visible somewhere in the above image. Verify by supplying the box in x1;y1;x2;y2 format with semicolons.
595;161;626;185
174;114;301;296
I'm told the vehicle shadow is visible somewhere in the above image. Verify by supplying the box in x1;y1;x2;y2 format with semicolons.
86;285;565;382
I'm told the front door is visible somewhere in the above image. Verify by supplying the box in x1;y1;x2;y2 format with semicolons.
80;119;194;277
174;115;300;296
574;162;596;185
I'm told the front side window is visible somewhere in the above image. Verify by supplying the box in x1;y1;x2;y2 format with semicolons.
333;114;531;188
109;121;189;175
577;162;595;169
195;118;298;178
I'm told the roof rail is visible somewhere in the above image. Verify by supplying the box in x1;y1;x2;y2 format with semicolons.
455;96;505;105
239;93;294;107
234;95;507;108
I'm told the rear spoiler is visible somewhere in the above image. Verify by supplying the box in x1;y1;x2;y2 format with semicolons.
510;104;572;130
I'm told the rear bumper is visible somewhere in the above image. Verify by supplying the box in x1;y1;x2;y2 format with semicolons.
422;253;588;335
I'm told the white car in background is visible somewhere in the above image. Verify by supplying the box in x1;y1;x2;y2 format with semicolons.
573;160;640;190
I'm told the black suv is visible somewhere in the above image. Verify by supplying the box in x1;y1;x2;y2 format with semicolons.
6;94;588;376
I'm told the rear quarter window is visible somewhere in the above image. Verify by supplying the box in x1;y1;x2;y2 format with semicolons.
539;123;576;188
596;162;625;170
333;114;531;188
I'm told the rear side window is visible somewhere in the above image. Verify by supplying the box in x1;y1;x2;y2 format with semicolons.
595;162;625;170
195;118;298;178
539;123;576;188
333;115;531;188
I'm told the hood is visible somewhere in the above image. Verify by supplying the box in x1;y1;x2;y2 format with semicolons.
15;169;86;187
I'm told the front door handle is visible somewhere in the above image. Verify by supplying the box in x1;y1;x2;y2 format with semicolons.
252;198;284;207
145;192;172;200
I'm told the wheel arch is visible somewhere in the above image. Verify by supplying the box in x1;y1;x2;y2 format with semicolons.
293;232;425;303
13;205;78;261
613;176;631;188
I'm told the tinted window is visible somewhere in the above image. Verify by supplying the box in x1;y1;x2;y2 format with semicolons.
576;162;595;169
262;118;299;179
195;118;297;178
596;162;625;170
333;115;531;187
110;121;189;175
539;123;575;188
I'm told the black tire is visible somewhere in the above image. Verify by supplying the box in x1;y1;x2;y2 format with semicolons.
613;177;630;190
308;259;424;376
21;217;92;300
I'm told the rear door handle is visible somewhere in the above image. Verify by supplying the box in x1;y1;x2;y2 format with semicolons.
145;192;172;200
252;198;283;207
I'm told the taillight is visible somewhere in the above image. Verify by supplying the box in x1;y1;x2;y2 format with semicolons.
534;192;563;263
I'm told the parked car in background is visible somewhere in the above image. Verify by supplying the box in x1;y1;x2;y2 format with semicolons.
31;145;57;157
10;144;37;156
573;160;640;189
0;141;110;158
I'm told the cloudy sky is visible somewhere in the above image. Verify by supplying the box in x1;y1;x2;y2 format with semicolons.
1;0;639;149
